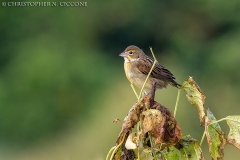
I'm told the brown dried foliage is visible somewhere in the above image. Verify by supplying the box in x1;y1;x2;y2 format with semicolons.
115;82;182;159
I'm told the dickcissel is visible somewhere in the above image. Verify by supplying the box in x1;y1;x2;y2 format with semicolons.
119;45;181;94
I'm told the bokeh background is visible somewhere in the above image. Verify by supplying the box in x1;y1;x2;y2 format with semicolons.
1;0;240;159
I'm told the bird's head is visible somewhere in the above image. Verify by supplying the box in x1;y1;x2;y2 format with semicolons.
119;45;145;62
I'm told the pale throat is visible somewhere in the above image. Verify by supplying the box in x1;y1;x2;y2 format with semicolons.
124;57;139;62
123;57;130;62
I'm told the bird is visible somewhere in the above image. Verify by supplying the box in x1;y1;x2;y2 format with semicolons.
119;45;181;95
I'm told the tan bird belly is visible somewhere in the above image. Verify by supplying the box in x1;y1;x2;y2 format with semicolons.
124;62;153;92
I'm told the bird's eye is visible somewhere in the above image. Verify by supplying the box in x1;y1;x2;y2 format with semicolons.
129;51;133;55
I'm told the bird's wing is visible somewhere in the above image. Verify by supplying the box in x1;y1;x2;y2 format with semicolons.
136;57;174;79
136;57;181;87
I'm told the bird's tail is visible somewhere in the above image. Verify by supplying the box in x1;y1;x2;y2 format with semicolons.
170;80;182;88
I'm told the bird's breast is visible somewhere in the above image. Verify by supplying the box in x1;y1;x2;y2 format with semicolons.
124;62;134;83
124;62;151;89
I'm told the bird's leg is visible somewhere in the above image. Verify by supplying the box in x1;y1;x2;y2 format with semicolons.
131;84;139;99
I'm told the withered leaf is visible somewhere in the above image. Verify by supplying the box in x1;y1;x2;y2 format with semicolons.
226;116;240;150
183;77;206;125
205;109;227;160
142;109;162;135
143;105;182;147
162;135;204;160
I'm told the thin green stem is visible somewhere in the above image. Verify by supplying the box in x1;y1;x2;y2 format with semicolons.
131;84;140;99
150;47;157;60
138;147;140;160
200;131;206;146
106;146;116;160
138;60;157;100
109;134;126;160
138;47;157;100
210;117;227;125
149;134;157;160
174;88;182;117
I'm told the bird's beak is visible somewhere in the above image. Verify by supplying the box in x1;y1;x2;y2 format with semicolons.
119;52;128;57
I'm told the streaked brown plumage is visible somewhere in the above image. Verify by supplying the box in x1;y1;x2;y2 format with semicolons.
119;45;181;94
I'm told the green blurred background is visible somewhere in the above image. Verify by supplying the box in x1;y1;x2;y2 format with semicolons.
1;0;240;159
